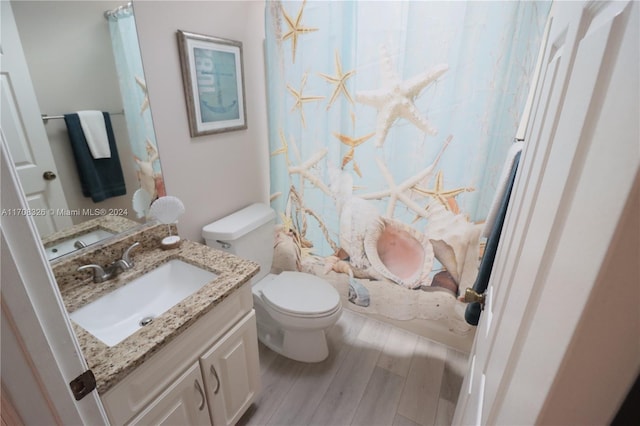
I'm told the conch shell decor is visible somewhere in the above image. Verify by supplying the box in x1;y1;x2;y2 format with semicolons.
364;217;434;289
332;171;434;289
424;199;482;288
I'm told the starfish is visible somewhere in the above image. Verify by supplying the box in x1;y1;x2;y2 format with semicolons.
333;131;375;177
413;170;474;213
289;148;331;196
271;129;291;166
281;0;318;63
135;75;149;114
360;135;452;218
287;73;324;128
356;45;448;147
279;212;294;232
319;50;356;110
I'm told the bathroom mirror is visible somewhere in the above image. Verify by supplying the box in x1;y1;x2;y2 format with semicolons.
9;0;164;260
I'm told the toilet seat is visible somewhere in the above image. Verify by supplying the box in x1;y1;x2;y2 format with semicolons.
260;271;340;317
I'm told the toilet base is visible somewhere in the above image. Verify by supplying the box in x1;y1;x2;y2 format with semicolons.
283;329;329;363
254;300;332;363
258;328;328;363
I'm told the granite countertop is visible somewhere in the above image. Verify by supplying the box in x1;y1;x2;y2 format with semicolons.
55;229;259;394
42;215;139;247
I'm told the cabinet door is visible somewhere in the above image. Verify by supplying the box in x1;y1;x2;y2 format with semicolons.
128;362;211;426
200;311;261;426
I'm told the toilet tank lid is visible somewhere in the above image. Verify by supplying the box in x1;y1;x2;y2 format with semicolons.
202;203;276;241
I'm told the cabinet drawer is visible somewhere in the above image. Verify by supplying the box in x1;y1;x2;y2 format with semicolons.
102;284;252;425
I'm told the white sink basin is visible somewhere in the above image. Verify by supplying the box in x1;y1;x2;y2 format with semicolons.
70;259;217;347
46;229;116;261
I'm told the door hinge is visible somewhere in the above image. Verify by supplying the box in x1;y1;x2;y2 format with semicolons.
69;369;96;401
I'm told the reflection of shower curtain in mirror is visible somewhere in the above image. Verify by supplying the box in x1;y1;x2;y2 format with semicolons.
107;7;164;200
265;1;550;331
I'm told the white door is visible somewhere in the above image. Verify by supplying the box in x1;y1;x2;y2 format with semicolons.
454;1;639;424
200;311;261;426
128;362;212;426
1;1;71;236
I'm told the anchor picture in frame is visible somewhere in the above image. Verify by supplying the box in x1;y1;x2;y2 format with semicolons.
177;30;247;136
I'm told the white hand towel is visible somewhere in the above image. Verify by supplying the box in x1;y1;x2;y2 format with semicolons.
77;110;111;159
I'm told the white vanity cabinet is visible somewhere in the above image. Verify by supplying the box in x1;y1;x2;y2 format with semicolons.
101;284;260;426
128;362;211;425
200;312;260;426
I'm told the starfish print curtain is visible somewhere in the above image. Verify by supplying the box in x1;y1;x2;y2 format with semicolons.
107;8;164;200
266;1;549;288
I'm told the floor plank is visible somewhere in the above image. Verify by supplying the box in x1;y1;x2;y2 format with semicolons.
307;318;391;425
396;337;447;426
393;413;422;426
265;311;367;426
377;326;419;378
258;341;279;372
351;366;405;426
240;310;468;426
238;352;306;426
439;348;468;404
434;398;456;426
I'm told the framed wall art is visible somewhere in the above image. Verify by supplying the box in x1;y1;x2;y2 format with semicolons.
177;30;247;136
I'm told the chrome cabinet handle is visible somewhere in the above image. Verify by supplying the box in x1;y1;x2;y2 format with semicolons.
194;380;205;411
210;365;220;394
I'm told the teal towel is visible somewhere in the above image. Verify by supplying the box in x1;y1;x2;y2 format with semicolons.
64;112;126;202
465;151;521;326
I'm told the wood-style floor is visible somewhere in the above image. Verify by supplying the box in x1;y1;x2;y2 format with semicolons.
238;309;469;426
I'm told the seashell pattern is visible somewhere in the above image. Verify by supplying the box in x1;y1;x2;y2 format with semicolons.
333;171;434;289
273;225;302;273
334;172;384;270
424;199;482;286
364;217;434;289
148;196;185;225
348;276;370;307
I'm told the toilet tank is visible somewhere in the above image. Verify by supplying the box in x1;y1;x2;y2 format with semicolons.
202;203;276;282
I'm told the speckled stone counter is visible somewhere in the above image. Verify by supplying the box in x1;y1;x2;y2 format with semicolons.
42;215;139;247
52;224;259;394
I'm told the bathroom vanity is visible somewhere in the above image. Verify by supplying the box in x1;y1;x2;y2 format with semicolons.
52;224;261;426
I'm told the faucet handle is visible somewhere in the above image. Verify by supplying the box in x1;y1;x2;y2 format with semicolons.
77;264;108;283
122;242;141;266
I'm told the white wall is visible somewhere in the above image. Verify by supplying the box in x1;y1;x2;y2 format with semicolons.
134;1;270;242
12;1;139;224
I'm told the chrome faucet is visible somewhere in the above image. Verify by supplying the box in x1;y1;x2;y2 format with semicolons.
77;242;141;283
73;240;88;249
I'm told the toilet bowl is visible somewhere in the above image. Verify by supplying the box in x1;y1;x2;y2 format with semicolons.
253;272;341;362
202;203;342;363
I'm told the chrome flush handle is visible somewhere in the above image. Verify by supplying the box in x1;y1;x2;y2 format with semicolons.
216;240;231;249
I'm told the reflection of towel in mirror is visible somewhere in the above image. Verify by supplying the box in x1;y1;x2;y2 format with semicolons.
64;112;126;202
77;110;111;159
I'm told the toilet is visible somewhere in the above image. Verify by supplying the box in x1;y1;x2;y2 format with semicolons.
203;203;342;363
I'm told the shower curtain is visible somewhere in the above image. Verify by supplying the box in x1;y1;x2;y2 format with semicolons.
107;6;164;201
266;1;549;330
